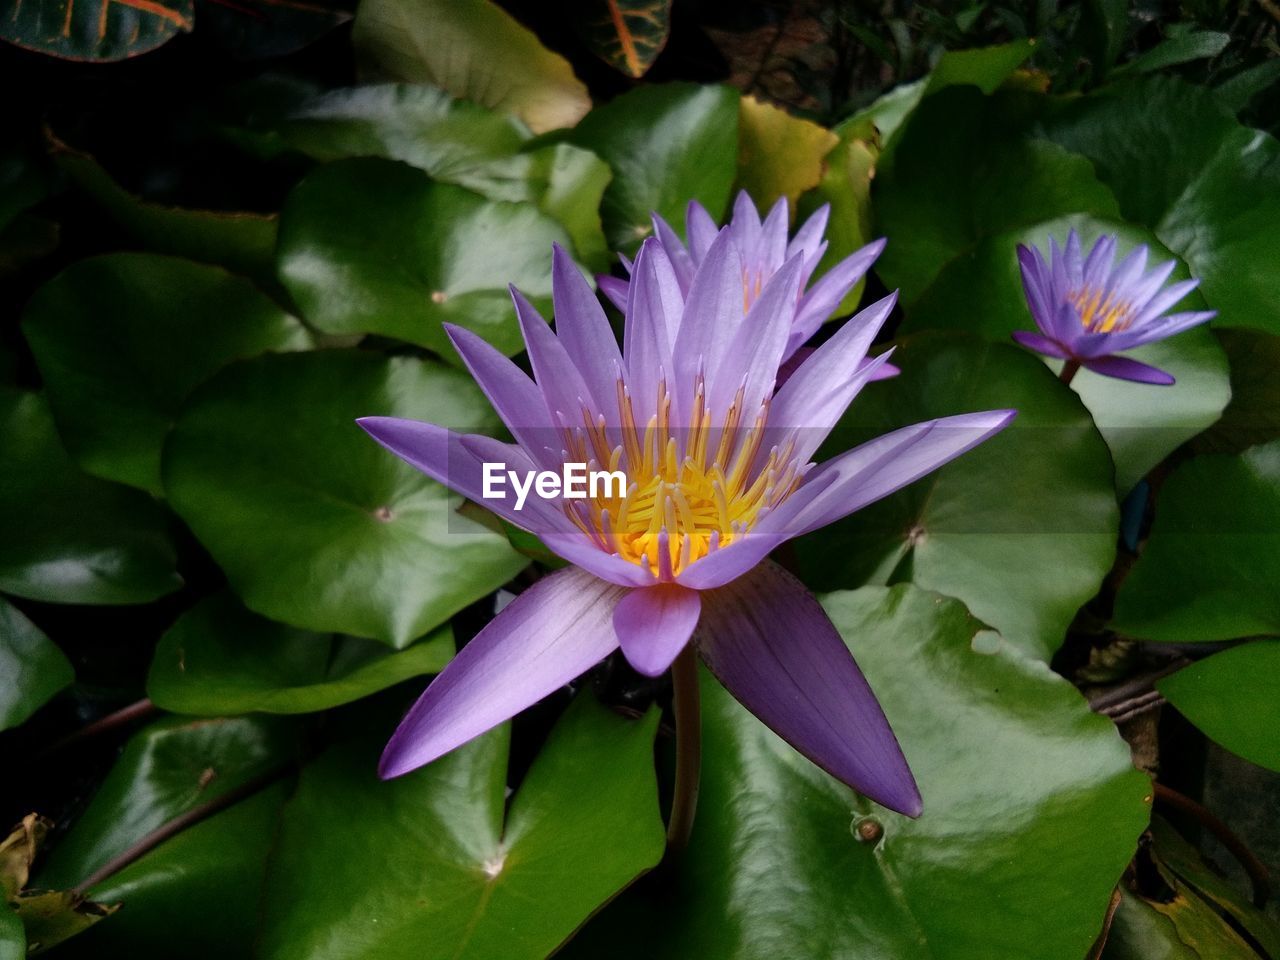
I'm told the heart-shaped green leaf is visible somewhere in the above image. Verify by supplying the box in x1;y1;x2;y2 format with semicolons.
47;785;287;960
1114;441;1280;643
1157;641;1280;773
256;693;664;960
0;599;73;732
0;0;192;61
0;389;180;605
352;0;590;134
565;585;1151;960
24;253;313;494
1042;75;1280;336
567;83;739;256
162;350;527;647
274;85;611;269
873;85;1120;305
278;158;572;357
903;215;1230;492
38;715;298;891
147;593;454;715
795;333;1119;661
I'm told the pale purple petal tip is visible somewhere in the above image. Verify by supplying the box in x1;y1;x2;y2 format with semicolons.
379;567;625;779
597;274;630;312
1082;355;1176;385
698;561;922;817
1011;329;1071;360
613;584;702;677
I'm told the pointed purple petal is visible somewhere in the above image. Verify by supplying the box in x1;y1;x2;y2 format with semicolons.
758;196;790;272
697;561;921;815
597;274;629;312
730;190;762;258
613;584;701;677
379;567;626;778
511;286;596;423
686;201;719;263
552;245;623;412
671;228;743;421
787;203;829;263
1081;355;1176;385
623;238;682;394
650;213;695;294
1011;329;1071;360
789;238;886;348
789;410;1017;536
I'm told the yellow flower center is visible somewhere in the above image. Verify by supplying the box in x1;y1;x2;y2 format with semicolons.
558;373;802;580
1071;286;1135;333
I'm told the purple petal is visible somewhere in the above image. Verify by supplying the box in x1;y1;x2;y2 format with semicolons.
789;410;1017;536
623;238;683;394
867;357;900;380
686;200;719;263
1132;278;1200;326
697;560;921;815
1016;244;1053;333
1081;355;1176;385
597;274;629;312
1106;309;1216;353
552;245;623;413
1107;244;1148;296
650;213;695;294
787;203;830;263
1011;329;1071;360
443;324;554;463
789;238;886;348
1125;258;1178;315
511;286;597;423
671;229;744;421
758;196;790;273
729;190;762;258
613;583;701;677
379;567;627;778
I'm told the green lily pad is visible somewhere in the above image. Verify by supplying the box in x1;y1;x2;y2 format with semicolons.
735;96;837;210
795;333;1119;661
49;136;279;287
0;0;192;61
352;0;590;135
567;83;739;256
1157;641;1280;773
1190;329;1280;456
162;350;527;647
1113;441;1280;643
23;253;313;494
0;389;180;606
565;585;1151;960
274;85;611;269
52;785;288;960
277;157;571;357
147;593;454;715
904;215;1231;492
38;715;298;891
0;598;73;732
1042;76;1280;336
256;693;664;960
873;85;1120;305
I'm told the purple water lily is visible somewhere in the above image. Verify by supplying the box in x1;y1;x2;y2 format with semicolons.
600;190;897;375
1013;230;1216;385
360;232;1014;818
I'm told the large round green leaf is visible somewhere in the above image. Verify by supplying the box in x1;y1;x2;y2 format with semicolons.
873;85;1120;305
1190;329;1280;456
795;334;1119;661
565;585;1152;960
1158;641;1280;774
162;350;527;647
0;598;73;732
905;215;1230;492
567;83;739;256
0;389;180;605
1042;76;1280;336
275;85;612;269
53;785;288;960
1113;441;1280;643
23;253;313;494
38;715;298;890
256;694;664;960
278;158;571;357
0;0;192;62
352;0;590;135
147;592;454;715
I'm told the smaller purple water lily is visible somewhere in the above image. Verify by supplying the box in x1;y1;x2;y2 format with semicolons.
600;190;896;374
1013;230;1216;385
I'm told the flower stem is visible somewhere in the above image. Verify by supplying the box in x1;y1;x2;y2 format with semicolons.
666;645;701;852
1059;360;1082;385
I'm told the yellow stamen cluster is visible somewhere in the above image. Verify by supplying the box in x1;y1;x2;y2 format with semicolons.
559;373;803;580
1071;286;1135;333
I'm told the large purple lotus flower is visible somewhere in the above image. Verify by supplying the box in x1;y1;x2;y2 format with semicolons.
360;235;1013;817
600;191;892;368
1013;230;1216;385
